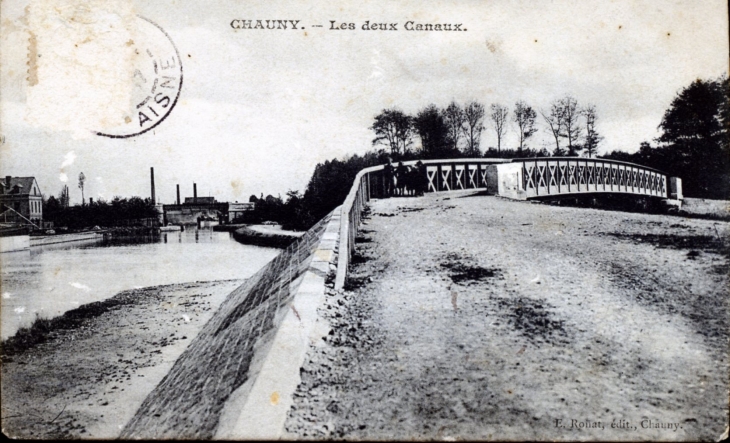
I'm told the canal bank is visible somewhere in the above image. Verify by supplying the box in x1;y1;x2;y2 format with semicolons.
231;225;302;248
30;231;106;247
1;280;242;439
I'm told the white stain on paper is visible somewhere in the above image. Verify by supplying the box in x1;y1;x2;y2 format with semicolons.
25;0;137;138
59;150;76;182
70;282;91;291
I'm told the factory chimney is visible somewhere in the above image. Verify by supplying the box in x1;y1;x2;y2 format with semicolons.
176;184;180;205
150;167;156;203
193;183;197;204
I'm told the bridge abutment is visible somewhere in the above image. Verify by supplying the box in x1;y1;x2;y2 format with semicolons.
492;163;527;200
667;177;684;209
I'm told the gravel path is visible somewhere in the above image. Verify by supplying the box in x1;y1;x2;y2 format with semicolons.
286;191;729;441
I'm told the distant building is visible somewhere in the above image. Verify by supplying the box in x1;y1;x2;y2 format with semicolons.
0;175;43;226
228;202;255;222
184;196;216;204
163;194;225;226
163;198;255;226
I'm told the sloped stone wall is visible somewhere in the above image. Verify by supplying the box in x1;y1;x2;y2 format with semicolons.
121;211;338;439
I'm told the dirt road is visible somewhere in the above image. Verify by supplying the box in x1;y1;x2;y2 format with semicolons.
286;191;729;441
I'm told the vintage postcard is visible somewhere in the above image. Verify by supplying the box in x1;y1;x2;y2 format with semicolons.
1;0;728;440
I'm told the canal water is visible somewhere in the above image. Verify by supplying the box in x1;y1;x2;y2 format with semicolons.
0;229;280;340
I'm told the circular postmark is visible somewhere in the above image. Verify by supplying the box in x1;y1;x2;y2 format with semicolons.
96;16;183;138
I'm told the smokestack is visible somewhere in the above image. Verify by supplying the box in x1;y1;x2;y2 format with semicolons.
193;183;197;203
176;184;180;205
150;167;156;203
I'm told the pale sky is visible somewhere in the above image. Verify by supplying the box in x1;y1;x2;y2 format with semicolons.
1;0;727;205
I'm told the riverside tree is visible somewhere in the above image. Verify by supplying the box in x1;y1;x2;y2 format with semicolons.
462;101;486;157
43;196;158;229
559;96;582;156
370;108;414;158
489;103;509;153
443;101;465;153
656;76;729;197
541;101;565;155
513;101;537;154
582;105;602;158
413;104;454;158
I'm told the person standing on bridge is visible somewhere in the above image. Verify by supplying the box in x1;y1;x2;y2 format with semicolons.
404;165;415;196
414;160;428;196
384;157;396;197
396;161;408;196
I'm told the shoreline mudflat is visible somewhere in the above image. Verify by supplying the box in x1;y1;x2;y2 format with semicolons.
1;279;242;439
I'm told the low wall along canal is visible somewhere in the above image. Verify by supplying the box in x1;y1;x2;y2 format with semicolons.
121;210;342;439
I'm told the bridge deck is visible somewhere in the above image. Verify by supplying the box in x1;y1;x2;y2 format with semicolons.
286;190;727;440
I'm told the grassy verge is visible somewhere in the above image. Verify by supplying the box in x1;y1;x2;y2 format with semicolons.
0;290;140;359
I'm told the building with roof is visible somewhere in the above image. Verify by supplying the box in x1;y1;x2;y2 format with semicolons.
184;196;216;204
0;176;43;227
162;183;254;226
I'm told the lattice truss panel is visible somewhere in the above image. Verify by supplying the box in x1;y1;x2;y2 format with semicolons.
426;166;438;192
521;159;667;198
424;163;490;193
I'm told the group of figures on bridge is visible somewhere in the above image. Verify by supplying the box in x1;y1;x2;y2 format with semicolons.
383;159;429;197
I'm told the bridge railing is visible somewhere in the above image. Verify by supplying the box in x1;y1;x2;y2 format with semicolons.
513;157;669;199
335;165;380;290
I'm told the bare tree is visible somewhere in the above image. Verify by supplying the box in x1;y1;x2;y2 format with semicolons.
461;101;485;157
461;101;486;157
582;105;602;158
78;172;86;206
541;100;565;154
370;108;414;158
443;101;465;152
559;95;582;156
489;103;509;152
513;101;538;153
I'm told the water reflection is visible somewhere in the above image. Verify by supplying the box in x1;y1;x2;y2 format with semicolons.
1;228;278;339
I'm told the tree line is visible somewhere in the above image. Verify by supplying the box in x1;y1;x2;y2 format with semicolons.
241;151;388;231
371;96;603;160
43;195;159;230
